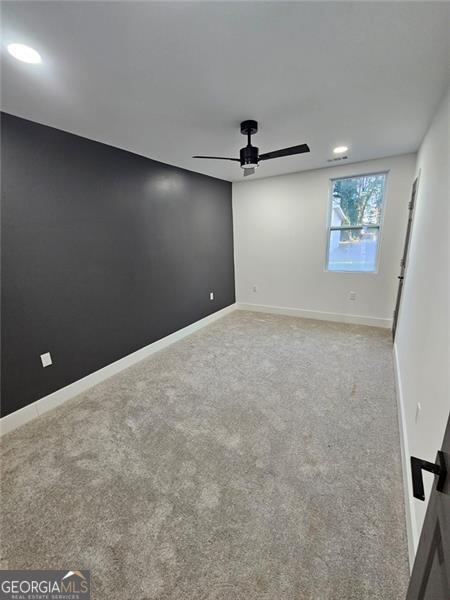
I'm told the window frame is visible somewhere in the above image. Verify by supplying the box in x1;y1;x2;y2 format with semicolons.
324;170;389;274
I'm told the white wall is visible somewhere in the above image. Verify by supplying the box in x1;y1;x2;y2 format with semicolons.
394;87;450;562
233;154;416;327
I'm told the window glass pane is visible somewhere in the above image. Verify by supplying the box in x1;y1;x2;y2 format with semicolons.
327;227;379;272
331;173;386;226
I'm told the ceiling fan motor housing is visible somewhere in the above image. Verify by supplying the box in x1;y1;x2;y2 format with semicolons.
240;144;259;168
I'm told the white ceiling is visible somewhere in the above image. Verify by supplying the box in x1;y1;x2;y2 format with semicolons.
1;1;449;182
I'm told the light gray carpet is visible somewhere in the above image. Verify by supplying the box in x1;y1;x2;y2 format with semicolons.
0;311;409;599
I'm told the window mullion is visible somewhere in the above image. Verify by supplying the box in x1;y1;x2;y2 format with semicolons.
329;225;380;231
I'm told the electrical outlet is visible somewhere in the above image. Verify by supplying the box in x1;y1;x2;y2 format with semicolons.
349;291;356;301
40;352;52;368
209;292;214;301
415;402;422;423
253;285;257;293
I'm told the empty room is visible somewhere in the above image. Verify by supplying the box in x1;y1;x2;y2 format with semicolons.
0;1;449;599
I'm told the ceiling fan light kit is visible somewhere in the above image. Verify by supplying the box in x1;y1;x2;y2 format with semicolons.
193;120;310;177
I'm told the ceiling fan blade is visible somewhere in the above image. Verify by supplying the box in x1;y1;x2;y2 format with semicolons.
192;155;240;162
259;144;310;161
243;168;255;177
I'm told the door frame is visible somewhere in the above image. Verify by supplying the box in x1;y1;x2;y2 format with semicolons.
392;173;420;339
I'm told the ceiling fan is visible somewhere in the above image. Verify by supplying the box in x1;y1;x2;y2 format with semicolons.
193;120;310;176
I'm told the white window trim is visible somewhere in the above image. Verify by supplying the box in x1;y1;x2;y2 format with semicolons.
324;170;389;274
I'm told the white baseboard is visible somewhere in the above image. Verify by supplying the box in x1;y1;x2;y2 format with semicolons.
393;342;418;571
236;302;392;329
0;303;237;437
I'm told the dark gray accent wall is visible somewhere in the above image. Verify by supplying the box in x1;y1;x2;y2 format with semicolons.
1;113;235;417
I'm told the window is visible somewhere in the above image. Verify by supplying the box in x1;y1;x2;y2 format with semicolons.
326;172;386;272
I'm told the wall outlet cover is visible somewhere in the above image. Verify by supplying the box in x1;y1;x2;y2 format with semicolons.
349;291;356;301
40;352;52;368
209;292;214;300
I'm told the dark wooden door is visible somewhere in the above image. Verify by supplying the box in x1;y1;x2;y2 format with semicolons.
407;415;450;599
393;176;419;339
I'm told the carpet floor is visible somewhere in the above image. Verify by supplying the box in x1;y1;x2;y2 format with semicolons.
0;311;409;599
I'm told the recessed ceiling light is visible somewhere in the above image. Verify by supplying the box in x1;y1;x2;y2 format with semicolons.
7;43;42;64
333;145;348;154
